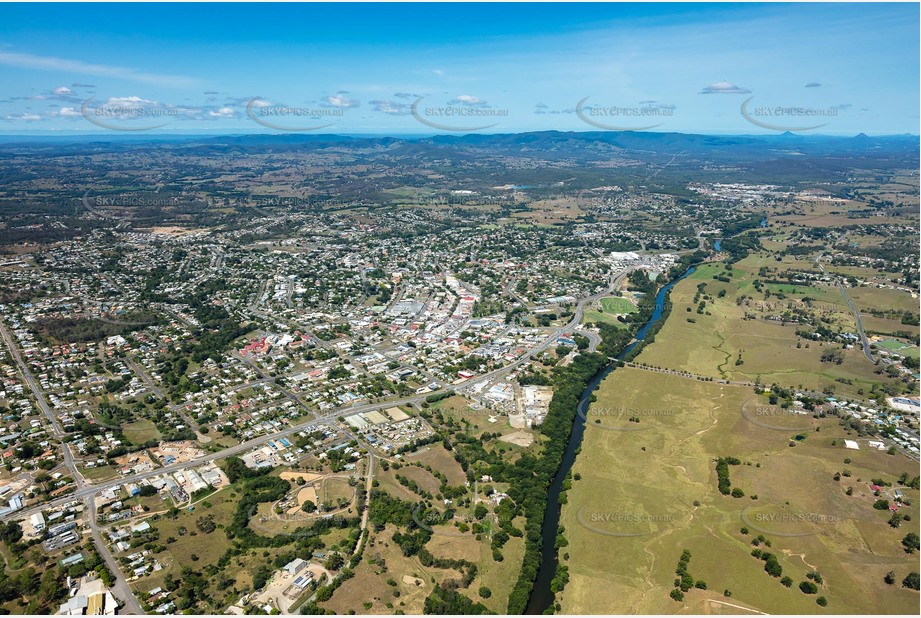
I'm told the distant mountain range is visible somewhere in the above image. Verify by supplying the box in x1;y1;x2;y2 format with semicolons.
1;130;916;183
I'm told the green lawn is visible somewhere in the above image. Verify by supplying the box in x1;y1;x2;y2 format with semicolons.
122;419;162;444
599;296;636;314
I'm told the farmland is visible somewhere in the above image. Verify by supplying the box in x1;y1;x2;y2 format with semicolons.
558;360;919;614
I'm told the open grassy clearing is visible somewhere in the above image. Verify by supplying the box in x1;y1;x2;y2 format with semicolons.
319;525;461;614
79;463;119;482
637;258;910;400
559;367;920;615
599;296;637;314
122;419;162;444
583;308;625;326
126;488;239;603
405;444;468;485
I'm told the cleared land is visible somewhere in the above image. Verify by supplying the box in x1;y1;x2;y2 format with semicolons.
559;366;919;614
637;257;911;401
122;419;162;444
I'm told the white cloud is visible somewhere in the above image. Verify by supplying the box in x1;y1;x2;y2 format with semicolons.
369;99;412;115
325;93;359;109
699;81;751;95
534;103;574;115
451;94;484;106
56;106;82;117
208;106;235;118
5;112;44;122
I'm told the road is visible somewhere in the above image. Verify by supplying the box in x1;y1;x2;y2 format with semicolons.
0;322;147;611
86;496;145;614
2;391;434;524
5;266;633;522
0;322;81;488
123;356;198;430
815;257;877;365
352;452;374;557
0;266;634;611
459;267;634;396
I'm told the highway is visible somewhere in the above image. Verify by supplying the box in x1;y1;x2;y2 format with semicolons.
1;392;434;524
2;269;635;522
815;257;877;365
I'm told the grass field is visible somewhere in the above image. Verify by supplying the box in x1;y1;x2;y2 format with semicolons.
636;258;912;400
875;339;920;360
406;444;468;485
430;395;537;448
320;525;461;614
600;296;637;314
584;310;625;327
558;366;920;615
122;419;162;444
128;488;240;605
79;464;119;482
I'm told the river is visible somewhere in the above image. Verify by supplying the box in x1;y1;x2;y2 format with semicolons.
714;217;767;253
525;266;696;614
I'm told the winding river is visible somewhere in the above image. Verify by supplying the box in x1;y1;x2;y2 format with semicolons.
525;266;696;614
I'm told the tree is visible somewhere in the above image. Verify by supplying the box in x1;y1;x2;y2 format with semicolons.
325;553;345;571
903;572;920;591
799;581;818;594
764;554;783;578
901;533;920;554
195;515;216;534
884;571;896;585
478;586;492;599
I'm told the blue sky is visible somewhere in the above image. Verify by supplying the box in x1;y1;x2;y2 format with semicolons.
0;2;918;135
